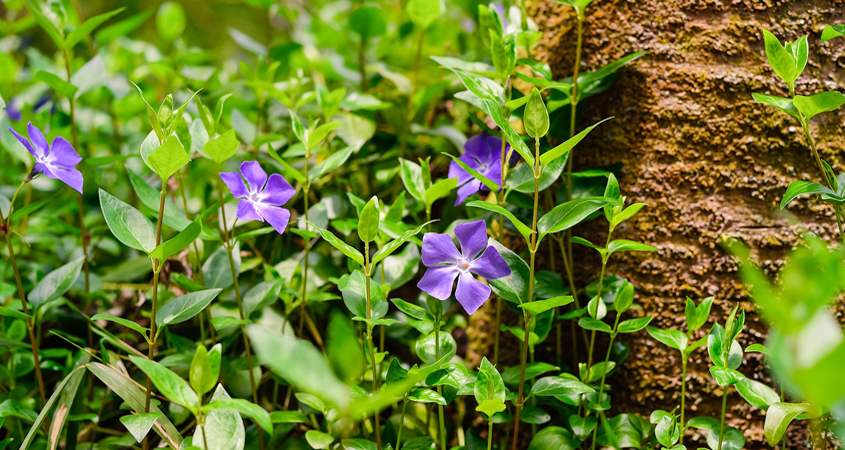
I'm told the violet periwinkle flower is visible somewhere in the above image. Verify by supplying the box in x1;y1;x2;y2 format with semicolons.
9;122;83;194
417;220;511;315
448;132;514;206
220;161;295;234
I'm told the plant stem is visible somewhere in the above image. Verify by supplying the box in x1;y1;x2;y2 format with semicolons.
680;357;687;443
396;400;407;450
717;386;728;450
215;167;264;450
364;242;382;450
435;316;447;450
487;419;494;450
1;206;46;405
142;182;167;450
511;137;542;450
798;114;845;242
298;150;311;338
358;36;368;92
589;311;621;450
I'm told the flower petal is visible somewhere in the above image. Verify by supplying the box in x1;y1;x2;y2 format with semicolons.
45;167;84;194
455;220;488;260
421;233;461;266
256;204;291;234
237;199;264;222
483;159;502;189
470;245;511;280
47;136;82;168
417;265;460;300
240;161;267;194
27;122;49;159
220;172;249;198
8;127;36;159
260;173;295;206
454;179;481;206
464;132;491;162
455;272;491;315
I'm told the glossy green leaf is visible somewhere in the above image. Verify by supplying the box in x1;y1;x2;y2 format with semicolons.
751;93;799;120
99;189;157;254
467;201;532;242
203;398;273;435
519;296;573;316
29;257;84;306
156;289;222;327
524;87;549;139
646;327;688;352
119;413;161;443
130;356;198;410
527;377;594;399
309;222;365;267
202;129;239;164
764;402;810;446
149;219;201;261
147;137;190;180
736;378;780;410
793;91;845;120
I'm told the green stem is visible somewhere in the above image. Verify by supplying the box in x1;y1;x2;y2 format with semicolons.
797;114;845;242
680;357;687;443
717;386;728;450
435;316;447;450
511;136;542;450
364;242;382;450
1;203;46;405
487;419;494;450
589;312;621;450
298;151;311;338
396;400;407;450
215;167;264;450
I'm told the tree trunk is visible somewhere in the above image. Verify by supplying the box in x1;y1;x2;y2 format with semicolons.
519;0;843;447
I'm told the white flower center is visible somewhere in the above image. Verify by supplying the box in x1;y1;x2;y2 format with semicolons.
457;258;470;272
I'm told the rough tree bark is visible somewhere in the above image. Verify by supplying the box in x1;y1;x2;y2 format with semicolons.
470;1;845;448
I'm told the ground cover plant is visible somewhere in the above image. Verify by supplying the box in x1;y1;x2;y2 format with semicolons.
1;1;845;449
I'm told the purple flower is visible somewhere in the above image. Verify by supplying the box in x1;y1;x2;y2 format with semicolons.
417;220;511;315
6;97;22;121
448;132;513;206
220;161;295;234
9;122;83;194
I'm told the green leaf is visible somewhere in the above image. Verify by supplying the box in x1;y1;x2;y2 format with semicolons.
765;403;812;446
424;177;459;207
736;378;780;410
685;296;714;332
539;118;611;166
307;122;341;150
194;385;244;450
751;93;799;120
452;70;503;103
35;71;78;99
127;169;192;231
467;201;533;242
655;415;680;448
709;366;744;386
95;9;153;44
190;345;214;396
822;24;845;42
86;363;182;448
762;29;801;90
65;8;124;48
29;257;84;306
617;316;653;334
248;324;349;408
371;221;431;266
613;281;634;313
149;219;201;262
477;398;506;418
528;426;580;450
156;1;186;42
305;430;335;449
445;153;499;192
271;411;309;424
607;239;657;255
310;145;354;179
780;180;841;209
147;138;189;180
527;377;594;399
23;0;64;49
390;298;429;321
131;82;164;142
91;314;148;336
646;327;688;352
203;398;273;435
408;388;447;405
340;270;388;319
481;99;535;166
502;362;559;385
519;296;573;316
406;0;443;28
156;289;222;327
119;413;161;443
202;129;239;164
130;356;198;410
349;6;386;39
309;222;365;267
524;88;550;139
99;189;157;254
202;244;240;290
578;318;612;334
358;197;380;243
243;280;283;317
793;91;845;120
399;158;426;201
327;311;365;383
415;331;457;364
488;239;530;304
537;197;619;240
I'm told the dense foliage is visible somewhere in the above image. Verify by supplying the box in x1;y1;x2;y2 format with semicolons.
1;1;845;449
